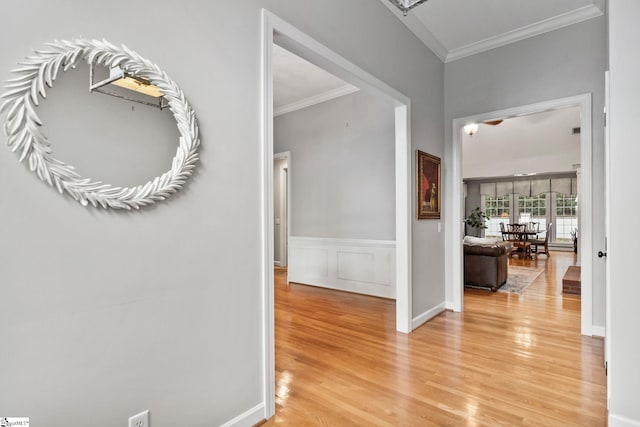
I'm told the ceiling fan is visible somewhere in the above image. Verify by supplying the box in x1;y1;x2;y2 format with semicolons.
388;0;430;16
464;119;504;136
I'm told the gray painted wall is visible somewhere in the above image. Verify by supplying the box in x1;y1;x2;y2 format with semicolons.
444;17;606;327
608;0;640;423
274;91;395;241
0;1;444;425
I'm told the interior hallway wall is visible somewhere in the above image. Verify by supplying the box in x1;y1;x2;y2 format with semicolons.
444;16;606;329
0;1;444;425
275;90;395;241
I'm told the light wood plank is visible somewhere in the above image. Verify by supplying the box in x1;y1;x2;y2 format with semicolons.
264;252;606;426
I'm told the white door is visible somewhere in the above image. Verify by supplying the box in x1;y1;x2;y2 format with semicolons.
604;71;611;403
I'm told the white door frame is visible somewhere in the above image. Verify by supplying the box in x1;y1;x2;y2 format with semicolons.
273;151;290;267
261;9;413;419
446;94;594;336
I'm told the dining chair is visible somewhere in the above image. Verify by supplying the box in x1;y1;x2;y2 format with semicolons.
530;223;552;257
499;222;509;241
507;223;531;258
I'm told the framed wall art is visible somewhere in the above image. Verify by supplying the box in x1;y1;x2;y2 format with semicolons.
416;150;441;219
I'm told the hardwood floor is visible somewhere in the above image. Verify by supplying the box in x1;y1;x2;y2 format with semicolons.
264;252;606;426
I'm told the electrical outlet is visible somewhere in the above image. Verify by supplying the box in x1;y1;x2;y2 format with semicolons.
128;410;149;427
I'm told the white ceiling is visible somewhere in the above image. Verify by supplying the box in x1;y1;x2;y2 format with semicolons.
381;0;605;62
272;44;357;116
463;107;581;179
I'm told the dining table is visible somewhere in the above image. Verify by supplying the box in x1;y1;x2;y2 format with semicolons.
505;224;539;258
507;228;539;241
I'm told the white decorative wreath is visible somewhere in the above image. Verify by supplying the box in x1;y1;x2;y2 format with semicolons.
0;39;200;210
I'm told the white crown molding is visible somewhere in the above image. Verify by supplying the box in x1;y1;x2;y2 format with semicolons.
593;0;605;13
380;0;604;64
379;0;448;62
274;85;359;117
445;4;604;62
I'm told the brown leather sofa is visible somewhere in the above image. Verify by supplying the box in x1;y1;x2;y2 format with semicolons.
463;238;513;292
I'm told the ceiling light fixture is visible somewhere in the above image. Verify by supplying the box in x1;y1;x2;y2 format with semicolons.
463;124;479;136
388;0;429;16
90;64;167;109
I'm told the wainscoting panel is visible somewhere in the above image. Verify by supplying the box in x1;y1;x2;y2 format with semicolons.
295;247;329;279
337;251;374;283
289;237;396;299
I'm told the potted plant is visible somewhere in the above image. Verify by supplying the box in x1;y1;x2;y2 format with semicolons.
570;228;578;253
465;207;490;237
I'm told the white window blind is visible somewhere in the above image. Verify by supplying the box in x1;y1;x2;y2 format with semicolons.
479;182;496;197
531;178;551;196
495;181;513;197
551;177;572;195
513;180;531;196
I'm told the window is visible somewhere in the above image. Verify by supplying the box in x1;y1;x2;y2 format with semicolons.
473;176;578;247
517;194;547;233
483;195;510;238
555;193;578;243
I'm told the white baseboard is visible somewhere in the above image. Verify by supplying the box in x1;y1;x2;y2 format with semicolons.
274;261;282;267
220;403;265;427
609;413;640;427
548;245;574;252
288;236;396;299
412;302;446;330
592;325;606;337
445;301;454;310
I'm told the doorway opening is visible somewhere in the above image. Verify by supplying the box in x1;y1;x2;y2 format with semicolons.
261;9;413;420
446;94;594;335
463;108;581;247
273;152;289;268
